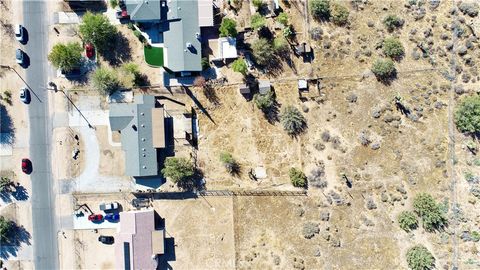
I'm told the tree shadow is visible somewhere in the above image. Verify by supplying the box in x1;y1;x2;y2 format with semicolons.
12;183;29;201
102;32;132;66
0;104;15;145
203;85;220;105
263;100;280;124
0;222;31;259
176;169;204;192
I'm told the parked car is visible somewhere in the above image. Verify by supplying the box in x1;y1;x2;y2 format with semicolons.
132;198;150;208
21;158;32;174
99;202;119;211
88;214;103;222
85;43;94;58
115;10;129;20
19;87;30;104
15;24;25;43
98;235;114;244
105;213;120;222
16;49;25;66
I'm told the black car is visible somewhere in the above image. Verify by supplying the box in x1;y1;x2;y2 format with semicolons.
98;235;114;244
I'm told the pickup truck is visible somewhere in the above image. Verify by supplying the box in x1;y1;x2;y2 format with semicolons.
99;202;119;211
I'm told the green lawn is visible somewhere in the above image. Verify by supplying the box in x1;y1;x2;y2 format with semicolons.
144;46;164;67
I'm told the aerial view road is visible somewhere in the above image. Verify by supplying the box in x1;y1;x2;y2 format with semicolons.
23;0;58;269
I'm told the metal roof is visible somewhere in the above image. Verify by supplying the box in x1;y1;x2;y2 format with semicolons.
125;0;161;21
258;80;271;95
109;95;161;177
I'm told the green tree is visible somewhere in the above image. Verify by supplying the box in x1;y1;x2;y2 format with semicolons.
310;0;330;21
277;12;289;26
0;177;11;193
289;167;307;188
398;211;418;232
413;193;447;231
252;38;274;66
0;216;13;242
331;3;349;26
273;37;289;56
232;58;248;75
79;12;117;53
201;57;210;70
91;67;120;96
161;157;195;184
455;95;480;133
252;0;264;10
109;0;118;8
219;152;239;174
406;245;435;270
383;37;404;59
280;106;307;135
251;13;266;30
253;90;275;111
371;58;396;80
219;18;237;37
48;42;83;72
383;15;404;31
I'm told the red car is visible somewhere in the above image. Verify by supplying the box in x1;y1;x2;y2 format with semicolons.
85;43;94;59
88;214;103;222
21;158;32;174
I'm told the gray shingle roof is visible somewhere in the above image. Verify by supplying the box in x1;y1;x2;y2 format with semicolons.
109;95;160;177
125;0;161;21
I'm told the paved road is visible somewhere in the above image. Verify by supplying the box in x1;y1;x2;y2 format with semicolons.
23;0;59;269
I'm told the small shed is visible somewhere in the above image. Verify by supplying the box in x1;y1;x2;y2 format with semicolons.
258;80;271;95
298;79;308;92
218;37;238;60
239;84;250;95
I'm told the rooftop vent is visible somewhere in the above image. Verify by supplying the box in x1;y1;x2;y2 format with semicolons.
186;42;193;48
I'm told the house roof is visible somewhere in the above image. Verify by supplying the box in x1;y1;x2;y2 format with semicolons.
239;84;250;94
218;37;237;59
163;0;202;72
115;210;163;270
109;95;163;177
298;79;308;89
258;80;271;95
125;0;161;21
198;0;214;27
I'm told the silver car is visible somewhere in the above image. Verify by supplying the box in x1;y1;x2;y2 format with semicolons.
16;49;25;65
15;24;25;43
19;87;30;104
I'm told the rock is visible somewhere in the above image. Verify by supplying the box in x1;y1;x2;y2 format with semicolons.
371;142;381;150
413;7;426;20
440;33;449;40
458;2;479;17
367;21;374;27
412;50;421;60
445;42;454;51
371;107;382;118
331;238;341;247
381;192;389;202
454;85;465;95
346;93;358;103
301;104;309;113
366;198;377;210
428;0;441;10
321;131;331;142
457;45;468;56
323;41;332;49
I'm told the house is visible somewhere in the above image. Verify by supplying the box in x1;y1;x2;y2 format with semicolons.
109;95;165;177
258;80;271;95
115;209;165;270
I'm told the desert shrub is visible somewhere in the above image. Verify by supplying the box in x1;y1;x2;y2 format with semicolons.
310;27;323;40
219;152;239;174
133;30;145;42
330;3;349;25
251;38;274;66
413;193;447;231
232;58;248;75
277;12;288;26
303;222;319;239
0;177;11;192
273;37;289;56
253;89;275;111
280;106;307;135
308;165;327;188
120;62;143;87
91;67;120;96
161;157;194;184
458;2;479;17
371;58;396;80
310;0;330;20
398;211;418;232
283;25;294;39
252;0;264;10
289;168;307;188
219;18;237;37
201;57;210;70
383;15;404;31
251;13;266;30
406;245;435;270
383;37;404;59
454;95;480;134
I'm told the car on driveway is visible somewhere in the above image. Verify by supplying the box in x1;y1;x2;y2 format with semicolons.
20;87;31;104
85;43;94;58
15;24;26;43
132;198;150;208
88;214;103;222
99;202;119;211
16;49;26;66
105;213;120;222
98;235;114;244
21;158;32;174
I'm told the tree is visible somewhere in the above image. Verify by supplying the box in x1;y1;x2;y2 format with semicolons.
48;42;83;72
79;12;117;53
0;177;11;193
161;157;194;184
251;13;266;30
289;167;307;188
91;67;120;96
0;216;13;242
232;58;248;75
383;15;404;31
280;106;307;135
201;57;210;70
310;0;330;21
219;152;239;174
219;18;237;37
406;245;435;270
455;95;480;133
331;3;349;26
252;38;274;66
277;12;288;26
383;37;404;60
252;0;264;10
253;90;275;111
273;37;289;56
371;58;396;80
283;25;294;39
398;211;418;232
413;193;447;231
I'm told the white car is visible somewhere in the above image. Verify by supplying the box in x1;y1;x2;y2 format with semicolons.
15;24;25;43
19;87;30;104
99;202;119;211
